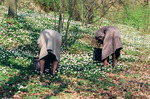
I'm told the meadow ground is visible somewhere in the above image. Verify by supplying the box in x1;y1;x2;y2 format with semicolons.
0;3;150;99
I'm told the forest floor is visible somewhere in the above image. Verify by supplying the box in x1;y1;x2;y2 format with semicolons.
0;1;150;99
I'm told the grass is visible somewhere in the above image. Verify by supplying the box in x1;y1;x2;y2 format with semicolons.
106;3;149;33
0;1;150;99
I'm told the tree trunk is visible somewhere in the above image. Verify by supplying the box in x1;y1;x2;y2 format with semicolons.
101;0;103;5
8;0;17;18
58;0;63;34
144;0;149;5
64;0;76;45
52;0;56;30
82;0;84;26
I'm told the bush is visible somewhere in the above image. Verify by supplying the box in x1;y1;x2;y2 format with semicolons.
115;4;149;32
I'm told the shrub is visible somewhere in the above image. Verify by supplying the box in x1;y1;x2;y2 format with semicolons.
115;4;149;32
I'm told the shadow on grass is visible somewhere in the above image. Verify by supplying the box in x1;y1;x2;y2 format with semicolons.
0;62;33;98
43;63;116;98
0;46;36;98
0;47;68;98
1;50;143;98
0;14;44;98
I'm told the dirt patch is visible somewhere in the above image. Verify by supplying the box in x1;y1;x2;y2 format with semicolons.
80;34;98;47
